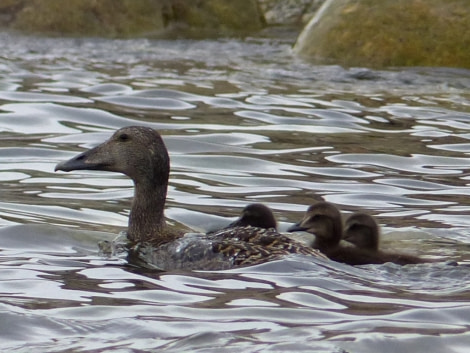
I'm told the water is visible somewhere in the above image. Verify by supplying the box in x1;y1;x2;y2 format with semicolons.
1;32;470;352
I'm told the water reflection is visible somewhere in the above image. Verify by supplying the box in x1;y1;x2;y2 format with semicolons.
0;33;470;352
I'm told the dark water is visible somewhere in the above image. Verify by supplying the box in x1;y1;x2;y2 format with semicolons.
1;32;470;352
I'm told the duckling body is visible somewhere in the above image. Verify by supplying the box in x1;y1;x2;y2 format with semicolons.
55;126;325;270
344;213;427;265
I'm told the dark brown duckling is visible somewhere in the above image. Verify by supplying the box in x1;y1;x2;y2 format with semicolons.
344;212;429;265
55;126;325;270
226;203;277;230
288;201;343;253
287;202;367;265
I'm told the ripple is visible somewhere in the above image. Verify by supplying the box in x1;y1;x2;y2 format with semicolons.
95;95;196;110
428;143;470;153
0;91;91;103
81;83;133;95
327;153;470;174
1;32;470;353
0;103;133;134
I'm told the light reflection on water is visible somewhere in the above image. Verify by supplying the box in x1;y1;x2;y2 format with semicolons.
0;33;470;352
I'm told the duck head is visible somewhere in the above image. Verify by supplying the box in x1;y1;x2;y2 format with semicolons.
55;126;169;184
288;201;342;251
343;212;379;251
228;203;277;229
55;126;170;242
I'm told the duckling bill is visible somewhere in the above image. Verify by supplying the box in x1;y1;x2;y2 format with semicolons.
55;126;325;270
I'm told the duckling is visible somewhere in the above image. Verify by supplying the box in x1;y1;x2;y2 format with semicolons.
344;212;428;265
55;126;325;270
225;203;277;230
288;201;343;253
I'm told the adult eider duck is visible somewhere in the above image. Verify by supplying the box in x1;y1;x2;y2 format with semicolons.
55;126;325;270
225;203;277;230
344;212;429;265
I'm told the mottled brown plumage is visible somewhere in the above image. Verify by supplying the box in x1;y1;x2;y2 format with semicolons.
56;126;325;270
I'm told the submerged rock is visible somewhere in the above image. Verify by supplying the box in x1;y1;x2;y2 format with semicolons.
294;0;470;69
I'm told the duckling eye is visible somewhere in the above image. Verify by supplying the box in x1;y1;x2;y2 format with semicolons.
118;133;130;142
348;224;360;231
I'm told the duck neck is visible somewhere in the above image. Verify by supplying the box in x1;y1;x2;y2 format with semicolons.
128;180;168;244
313;237;331;252
312;218;342;251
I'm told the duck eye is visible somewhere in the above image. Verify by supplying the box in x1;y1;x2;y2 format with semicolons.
118;133;130;142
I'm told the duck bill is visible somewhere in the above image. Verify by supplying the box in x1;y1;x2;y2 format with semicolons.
342;227;354;241
287;222;307;232
55;146;111;172
227;219;243;228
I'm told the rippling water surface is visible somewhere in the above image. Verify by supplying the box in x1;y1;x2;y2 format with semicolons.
1;32;470;352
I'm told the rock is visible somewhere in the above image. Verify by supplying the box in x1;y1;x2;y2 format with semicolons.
4;0;265;38
258;0;325;25
0;0;24;26
165;0;265;37
294;0;470;68
13;0;165;37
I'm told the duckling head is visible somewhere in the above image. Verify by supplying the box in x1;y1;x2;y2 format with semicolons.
343;212;379;251
228;203;277;229
288;201;342;251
